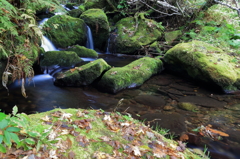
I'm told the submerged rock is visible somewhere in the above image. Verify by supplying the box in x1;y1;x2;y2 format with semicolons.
43;15;87;48
66;45;98;58
114;16;163;54
40;51;82;67
98;57;163;93
164;40;240;91
54;58;111;86
178;102;198;111
80;9;109;50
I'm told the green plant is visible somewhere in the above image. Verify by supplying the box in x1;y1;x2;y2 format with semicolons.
154;125;169;136
0;106;21;153
0;0;64;98
203;144;210;158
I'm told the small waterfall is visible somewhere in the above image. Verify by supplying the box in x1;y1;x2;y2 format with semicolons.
38;18;57;51
106;37;111;54
86;26;94;50
41;36;58;51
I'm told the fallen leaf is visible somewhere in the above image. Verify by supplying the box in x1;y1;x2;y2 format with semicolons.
206;126;229;137
132;146;141;156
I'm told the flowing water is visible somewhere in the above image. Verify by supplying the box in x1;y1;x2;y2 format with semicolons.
86;26;94;50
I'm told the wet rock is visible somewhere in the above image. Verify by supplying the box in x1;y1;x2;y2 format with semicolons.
98;57;163;93
178;96;226;108
66;45;98;58
40;51;82;67
80;9;109;50
178;102;198;111
135;95;166;108
54;58;111;86
170;83;194;92
140;113;187;136
43;15;86;48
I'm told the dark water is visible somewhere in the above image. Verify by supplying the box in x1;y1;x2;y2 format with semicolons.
1;54;240;159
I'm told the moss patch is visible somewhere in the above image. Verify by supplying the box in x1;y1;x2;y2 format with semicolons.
98;57;163;93
114;17;163;54
40;51;83;67
164;40;239;90
19;108;206;158
66;45;98;58
54;58;111;86
43;15;87;48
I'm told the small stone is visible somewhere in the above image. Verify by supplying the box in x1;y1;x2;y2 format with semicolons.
178;102;198;111
163;105;174;111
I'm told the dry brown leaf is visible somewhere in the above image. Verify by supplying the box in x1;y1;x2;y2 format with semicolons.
69;68;76;73
206;126;229;137
179;133;189;141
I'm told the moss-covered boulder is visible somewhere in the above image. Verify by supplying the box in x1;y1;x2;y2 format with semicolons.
54;58;111;86
40;51;83;67
66;45;98;58
68;8;84;18
83;0;117;11
98;57;163;93
13;108;205;158
114;16;163;54
163;40;240;91
43;15;87;48
80;9;109;50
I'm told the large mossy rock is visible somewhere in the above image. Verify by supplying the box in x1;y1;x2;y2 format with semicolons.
24;108;204;158
66;45;98;58
54;58;111;86
164;40;240;91
114;16;163;54
98;57;163;93
40;51;83;67
83;0;117;11
80;9;109;50
43;15;87;48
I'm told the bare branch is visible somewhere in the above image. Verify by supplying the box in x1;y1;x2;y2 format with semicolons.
138;0;182;16
213;0;240;16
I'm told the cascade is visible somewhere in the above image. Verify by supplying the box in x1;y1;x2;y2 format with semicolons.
106;37;111;54
38;18;58;51
41;36;58;51
86;26;94;50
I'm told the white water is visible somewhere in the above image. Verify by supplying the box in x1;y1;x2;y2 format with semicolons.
41;36;58;51
86;26;94;50
38;18;58;51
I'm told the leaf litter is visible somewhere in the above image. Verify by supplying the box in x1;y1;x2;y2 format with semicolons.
0;108;208;158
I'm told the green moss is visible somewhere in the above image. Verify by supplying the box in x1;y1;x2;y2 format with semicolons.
165;30;182;44
68;9;83;18
24;108;206;158
164;40;237;88
98;57;163;93
178;102;198;111
80;9;109;50
115;17;163;54
54;58;111;86
44;15;87;48
66;45;98;58
40;51;83;67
